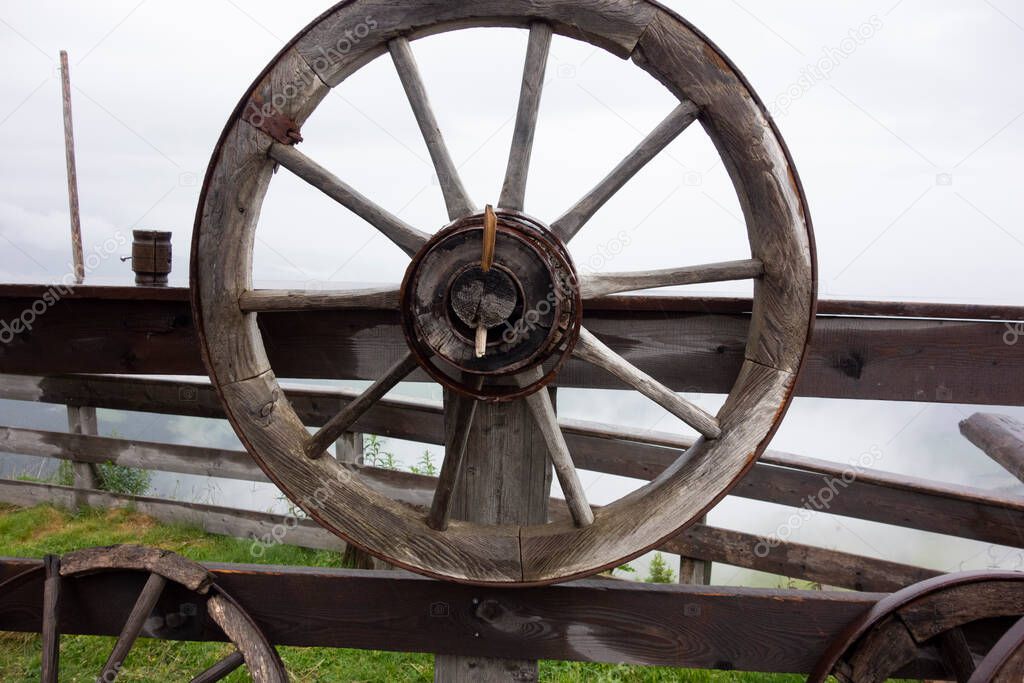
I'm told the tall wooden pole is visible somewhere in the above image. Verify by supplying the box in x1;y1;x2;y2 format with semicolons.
434;392;553;682
59;50;98;495
60;50;85;284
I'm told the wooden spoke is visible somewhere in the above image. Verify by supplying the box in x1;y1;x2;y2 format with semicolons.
389;37;476;220
498;22;553;212
574;327;721;439
41;555;60;683
427;386;481;531
100;572;168;681
939;627;977;683
580;258;764;299
552;100;700;243
268;143;429;258
239;286;401;313
190;651;245;683
524;386;595;527
305;352;420;459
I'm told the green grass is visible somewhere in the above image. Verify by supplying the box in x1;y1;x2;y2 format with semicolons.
0;505;814;682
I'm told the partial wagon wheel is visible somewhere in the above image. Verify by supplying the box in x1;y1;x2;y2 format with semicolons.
191;0;816;585
0;546;288;683
809;571;1024;683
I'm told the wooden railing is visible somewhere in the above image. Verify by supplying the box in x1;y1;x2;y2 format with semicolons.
1;371;1021;593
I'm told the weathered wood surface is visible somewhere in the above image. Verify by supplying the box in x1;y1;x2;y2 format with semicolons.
551;100;699;243
59;51;84;285
305;351;418;458
206;594;289;683
574;326;721;439
3;374;1023;548
0;480;344;553
665;524;940;593
579;259;764;299
191;651;245;683
61;545;213;593
40;555;59;683
961;413;1024;483
268;142;428;258
0;556;946;677
434;388;552;678
0;287;1020;405
65;405;98;498
0;430;947;593
389;36;475;221
499;22;553;212
100;571;167;680
238;287;401;312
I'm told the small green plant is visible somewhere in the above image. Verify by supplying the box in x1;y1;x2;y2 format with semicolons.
409;450;437;476
95;462;151;496
612;563;636;576
54;457;150;497
646;552;676;584
363;435;398;470
56;460;75;487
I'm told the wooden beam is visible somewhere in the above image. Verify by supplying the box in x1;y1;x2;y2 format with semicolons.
0;480;343;553
666;524;939;593
0;429;946;593
960;413;1024;484
3;374;1022;548
0;287;1021;405
0;556;947;677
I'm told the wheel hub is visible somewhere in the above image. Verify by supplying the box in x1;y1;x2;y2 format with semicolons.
400;210;581;401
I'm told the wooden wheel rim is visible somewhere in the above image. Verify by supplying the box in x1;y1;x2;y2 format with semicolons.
191;0;816;585
808;571;1024;683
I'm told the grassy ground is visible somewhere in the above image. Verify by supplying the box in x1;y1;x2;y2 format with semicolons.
0;505;815;682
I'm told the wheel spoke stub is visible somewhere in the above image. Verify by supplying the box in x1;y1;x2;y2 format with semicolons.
390;37;476;220
306;352;420;459
41;555;60;683
268;143;429;258
428;380;483;531
552;100;700;243
580;258;764;300
190;650;246;683
574;327;721;439
522;377;594;527
100;572;168;681
499;22;553;212
239;286;401;313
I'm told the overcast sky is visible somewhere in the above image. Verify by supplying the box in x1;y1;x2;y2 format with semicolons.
2;1;1023;582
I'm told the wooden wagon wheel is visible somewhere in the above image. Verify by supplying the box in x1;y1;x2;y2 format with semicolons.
0;546;288;682
191;0;816;585
809;571;1024;683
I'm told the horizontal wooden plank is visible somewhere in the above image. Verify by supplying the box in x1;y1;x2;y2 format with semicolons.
0;426;942;592
0;288;1021;404
0;554;944;676
0;479;342;553
666;524;939;593
3;374;1022;548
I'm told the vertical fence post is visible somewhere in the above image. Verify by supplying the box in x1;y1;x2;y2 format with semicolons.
66;406;99;504
434;391;553;683
678;517;712;586
338;433;391;570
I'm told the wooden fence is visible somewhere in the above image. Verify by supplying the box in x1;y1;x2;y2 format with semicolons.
0;368;1020;594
